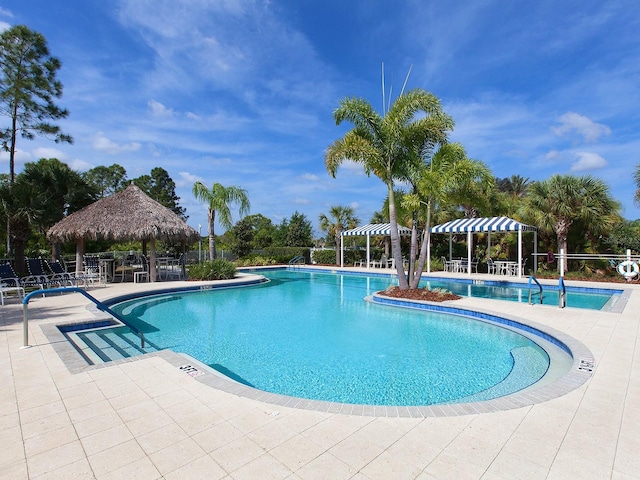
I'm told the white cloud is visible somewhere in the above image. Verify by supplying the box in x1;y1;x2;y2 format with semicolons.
552;112;611;142
301;173;319;181
92;132;141;154
148;99;174;117
67;158;93;171
571;151;607;171
176;171;203;188
32;147;65;160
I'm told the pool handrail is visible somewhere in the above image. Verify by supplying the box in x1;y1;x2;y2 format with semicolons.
558;276;566;309
288;255;305;265
527;275;543;305
21;287;145;349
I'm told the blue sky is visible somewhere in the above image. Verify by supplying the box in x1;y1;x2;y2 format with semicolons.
2;0;639;235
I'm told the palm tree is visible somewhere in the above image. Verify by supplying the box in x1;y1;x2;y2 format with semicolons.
319;206;360;265
634;164;640;206
402;143;493;287
192;182;250;260
325;89;453;289
522;174;620;272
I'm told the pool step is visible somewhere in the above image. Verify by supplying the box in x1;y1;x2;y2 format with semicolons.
66;326;161;365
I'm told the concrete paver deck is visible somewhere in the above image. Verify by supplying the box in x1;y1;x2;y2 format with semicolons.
1;269;638;479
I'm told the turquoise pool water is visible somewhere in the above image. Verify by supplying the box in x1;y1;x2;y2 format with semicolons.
416;277;617;310
111;269;558;406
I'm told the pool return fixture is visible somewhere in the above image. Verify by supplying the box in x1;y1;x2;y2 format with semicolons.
21;287;145;349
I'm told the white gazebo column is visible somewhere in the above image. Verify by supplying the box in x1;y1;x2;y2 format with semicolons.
366;234;371;269
340;235;344;268
517;228;522;278
467;231;472;276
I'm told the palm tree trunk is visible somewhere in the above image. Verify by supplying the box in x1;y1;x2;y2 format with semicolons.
208;208;216;260
410;201;433;289
334;229;341;265
408;215;417;283
388;186;409;289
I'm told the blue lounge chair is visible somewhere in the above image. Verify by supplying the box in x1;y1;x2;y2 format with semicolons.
23;258;57;290
0;264;25;305
45;259;77;287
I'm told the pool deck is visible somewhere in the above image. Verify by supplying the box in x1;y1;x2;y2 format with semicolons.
1;268;639;479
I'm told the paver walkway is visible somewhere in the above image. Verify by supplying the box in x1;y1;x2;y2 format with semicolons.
1;272;638;479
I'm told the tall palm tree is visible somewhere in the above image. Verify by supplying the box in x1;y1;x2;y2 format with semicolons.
325;89;453;289
634;164;640;206
522;174;620;272
319;206;360;265
403;143;493;287
192;182;250;260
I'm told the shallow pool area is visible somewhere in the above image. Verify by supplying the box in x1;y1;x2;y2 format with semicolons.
102;269;587;407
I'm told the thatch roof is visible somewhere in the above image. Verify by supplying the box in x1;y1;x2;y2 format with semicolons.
47;183;199;243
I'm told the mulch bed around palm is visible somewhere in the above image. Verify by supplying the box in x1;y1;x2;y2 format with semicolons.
377;286;462;302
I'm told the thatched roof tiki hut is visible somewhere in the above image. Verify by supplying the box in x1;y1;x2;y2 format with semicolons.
47;183;199;282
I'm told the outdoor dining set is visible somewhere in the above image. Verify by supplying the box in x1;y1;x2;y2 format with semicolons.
442;257;521;275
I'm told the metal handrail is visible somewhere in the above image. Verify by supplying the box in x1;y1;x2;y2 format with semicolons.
558;276;566;309
288;255;305;265
527;275;544;305
22;287;145;349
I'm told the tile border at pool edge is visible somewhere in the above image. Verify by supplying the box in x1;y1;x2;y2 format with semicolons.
39;301;595;418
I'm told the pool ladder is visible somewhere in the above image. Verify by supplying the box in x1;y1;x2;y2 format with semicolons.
288;255;305;269
527;276;543;305
528;276;566;308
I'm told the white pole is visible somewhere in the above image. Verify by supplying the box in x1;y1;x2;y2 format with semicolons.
560;248;565;277
517;228;522;278
366;234;371;269
467;231;472;276
198;224;202;263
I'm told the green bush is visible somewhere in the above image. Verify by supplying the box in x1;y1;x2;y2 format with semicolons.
261;247;310;263
311;249;336;264
187;259;236;280
234;255;277;267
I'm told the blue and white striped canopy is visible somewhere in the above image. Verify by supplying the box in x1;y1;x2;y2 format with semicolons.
342;223;412;236
431;216;536;233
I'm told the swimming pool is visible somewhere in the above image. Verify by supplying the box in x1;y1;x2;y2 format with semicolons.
299;267;623;310
109;269;582;406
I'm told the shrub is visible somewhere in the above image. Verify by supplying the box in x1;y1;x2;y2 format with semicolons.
311;249;336;264
234;256;277;267
187;259;236;280
261;247;310;263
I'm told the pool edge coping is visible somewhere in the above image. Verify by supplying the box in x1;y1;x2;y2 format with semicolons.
40;273;596;418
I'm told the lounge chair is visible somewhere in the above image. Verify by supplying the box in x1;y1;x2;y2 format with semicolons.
45;260;77;287
0;264;25;305
23;258;57;290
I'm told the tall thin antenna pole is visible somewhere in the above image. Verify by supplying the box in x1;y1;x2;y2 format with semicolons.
400;64;413;96
381;62;386;115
